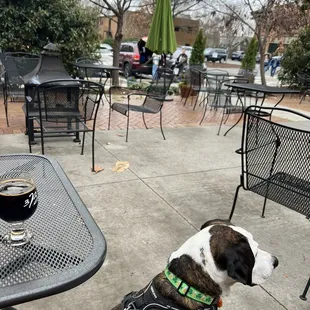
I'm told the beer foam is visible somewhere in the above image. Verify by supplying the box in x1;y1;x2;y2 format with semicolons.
0;179;34;196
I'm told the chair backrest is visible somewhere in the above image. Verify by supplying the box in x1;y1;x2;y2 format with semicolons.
147;67;174;96
143;68;174;113
189;69;203;89
76;57;103;79
31;80;104;122
3;53;39;84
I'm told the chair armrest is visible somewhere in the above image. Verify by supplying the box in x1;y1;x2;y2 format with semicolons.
109;86;131;96
127;92;150;99
127;92;164;101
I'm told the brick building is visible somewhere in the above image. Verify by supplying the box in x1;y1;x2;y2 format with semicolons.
98;11;199;46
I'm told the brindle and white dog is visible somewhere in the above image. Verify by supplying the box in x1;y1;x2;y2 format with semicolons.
112;219;279;310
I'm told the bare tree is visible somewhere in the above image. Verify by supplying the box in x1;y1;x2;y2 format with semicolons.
200;0;310;85
88;0;135;84
200;11;250;55
138;0;204;17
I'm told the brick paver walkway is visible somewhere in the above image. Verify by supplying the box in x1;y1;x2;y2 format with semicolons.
0;95;247;135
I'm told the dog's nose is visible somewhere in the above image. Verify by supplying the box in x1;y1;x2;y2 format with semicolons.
272;256;279;268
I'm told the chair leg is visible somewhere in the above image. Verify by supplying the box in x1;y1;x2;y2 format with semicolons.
261;194;268;218
223;112;230;124
92;130;95;172
300;277;310;301
217;111;226;136
193;92;200;111
126;113;130;142
108;107;112;130
199;104;208;125
28;118;32;154
183;87;191;107
299;92;306;104
142;113;148;129
160;110;166;140
4;100;9;127
229;184;242;221
40;131;45;155
223;113;243;137
81;131;86;155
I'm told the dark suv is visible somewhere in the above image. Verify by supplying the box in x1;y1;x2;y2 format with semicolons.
204;48;227;62
119;42;152;78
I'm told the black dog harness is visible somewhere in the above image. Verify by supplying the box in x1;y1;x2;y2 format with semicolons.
121;281;219;310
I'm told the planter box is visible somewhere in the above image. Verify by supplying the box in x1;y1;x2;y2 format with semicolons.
238;69;257;84
179;86;197;98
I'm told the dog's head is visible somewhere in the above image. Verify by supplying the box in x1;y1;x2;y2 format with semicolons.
169;219;278;289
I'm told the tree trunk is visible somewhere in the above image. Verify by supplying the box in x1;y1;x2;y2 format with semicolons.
259;26;272;86
112;13;124;86
259;43;266;86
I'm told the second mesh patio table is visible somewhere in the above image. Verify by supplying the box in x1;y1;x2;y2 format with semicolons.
222;83;300;136
0;154;106;308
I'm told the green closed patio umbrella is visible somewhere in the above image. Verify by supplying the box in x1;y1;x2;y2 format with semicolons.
146;0;177;59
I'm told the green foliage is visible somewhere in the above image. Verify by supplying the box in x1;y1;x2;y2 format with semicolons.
178;73;187;86
241;37;258;72
278;27;310;85
125;37;140;42
169;86;180;95
190;29;206;65
103;37;114;47
0;0;100;66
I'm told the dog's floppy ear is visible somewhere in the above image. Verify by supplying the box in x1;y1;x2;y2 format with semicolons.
225;239;255;285
201;219;232;230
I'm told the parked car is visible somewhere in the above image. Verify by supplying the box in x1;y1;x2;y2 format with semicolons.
119;42;153;78
204;48;227;62
100;43;113;52
231;51;245;61
95;45;113;66
166;46;193;70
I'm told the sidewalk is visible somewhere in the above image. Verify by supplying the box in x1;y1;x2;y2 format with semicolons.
0;126;308;310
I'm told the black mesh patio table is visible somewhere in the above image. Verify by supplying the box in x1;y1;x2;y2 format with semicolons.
222;83;300;136
0;154;106;308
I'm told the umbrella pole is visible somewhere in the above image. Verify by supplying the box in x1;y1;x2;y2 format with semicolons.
163;53;166;93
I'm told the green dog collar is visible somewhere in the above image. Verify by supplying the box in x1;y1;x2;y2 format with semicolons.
164;266;214;305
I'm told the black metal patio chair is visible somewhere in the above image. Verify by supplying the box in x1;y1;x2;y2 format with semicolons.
25;80;104;171
229;105;310;220
2;52;39;126
229;106;310;301
108;68;174;142
184;69;217;111
200;77;249;135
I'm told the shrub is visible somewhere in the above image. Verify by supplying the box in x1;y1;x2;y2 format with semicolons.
103;37;114;47
189;29;206;65
278;27;310;85
0;0;100;66
241;37;258;72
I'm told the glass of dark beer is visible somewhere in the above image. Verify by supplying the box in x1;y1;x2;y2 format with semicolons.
0;171;38;246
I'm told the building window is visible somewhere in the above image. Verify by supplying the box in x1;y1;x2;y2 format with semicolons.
175;26;180;32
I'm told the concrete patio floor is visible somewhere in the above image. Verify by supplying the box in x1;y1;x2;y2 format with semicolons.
0;124;309;310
